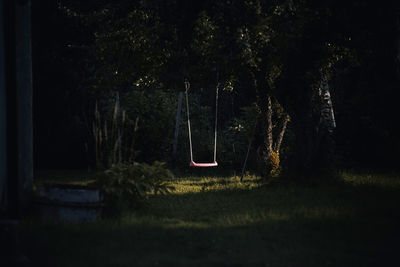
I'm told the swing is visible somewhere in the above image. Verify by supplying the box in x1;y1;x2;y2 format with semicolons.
184;80;219;167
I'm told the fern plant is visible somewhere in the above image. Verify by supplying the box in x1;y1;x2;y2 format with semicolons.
97;161;174;215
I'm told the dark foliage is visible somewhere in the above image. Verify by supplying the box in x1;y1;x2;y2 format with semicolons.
32;0;400;173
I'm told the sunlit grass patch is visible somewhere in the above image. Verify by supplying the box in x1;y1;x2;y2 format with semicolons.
340;170;400;188
168;174;261;194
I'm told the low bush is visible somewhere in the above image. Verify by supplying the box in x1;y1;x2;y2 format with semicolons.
96;161;174;216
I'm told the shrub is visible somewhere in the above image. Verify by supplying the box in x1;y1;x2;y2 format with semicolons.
269;150;280;176
97;161;174;215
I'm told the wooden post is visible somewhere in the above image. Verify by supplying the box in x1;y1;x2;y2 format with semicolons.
172;92;183;159
0;0;7;211
15;0;33;213
3;0;19;218
397;10;400;79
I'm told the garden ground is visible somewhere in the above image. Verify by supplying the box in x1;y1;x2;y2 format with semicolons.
21;171;400;266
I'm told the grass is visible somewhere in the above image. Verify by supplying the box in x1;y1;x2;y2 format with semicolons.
20;171;400;266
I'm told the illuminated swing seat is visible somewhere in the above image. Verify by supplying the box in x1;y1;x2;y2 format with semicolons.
184;81;219;168
189;161;218;167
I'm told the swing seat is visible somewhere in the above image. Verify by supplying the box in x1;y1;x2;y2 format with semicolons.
190;161;218;167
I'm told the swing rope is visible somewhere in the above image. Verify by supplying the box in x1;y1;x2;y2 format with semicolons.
184;81;194;163
213;83;219;163
185;80;219;167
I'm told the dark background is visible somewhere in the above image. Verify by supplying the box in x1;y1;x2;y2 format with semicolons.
32;0;400;171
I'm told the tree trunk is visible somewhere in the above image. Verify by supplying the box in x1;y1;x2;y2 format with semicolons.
318;76;336;132
116;92;122;164
313;76;336;172
256;81;274;177
172;92;183;159
273;114;289;156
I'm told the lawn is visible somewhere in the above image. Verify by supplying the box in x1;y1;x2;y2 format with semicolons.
21;171;400;267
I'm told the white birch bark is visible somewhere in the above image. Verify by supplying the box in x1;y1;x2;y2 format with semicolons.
319;76;336;132
274;114;290;156
116;92;122;163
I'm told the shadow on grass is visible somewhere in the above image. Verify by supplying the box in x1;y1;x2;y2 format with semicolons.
171;166;241;179
21;177;400;267
175;178;244;188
